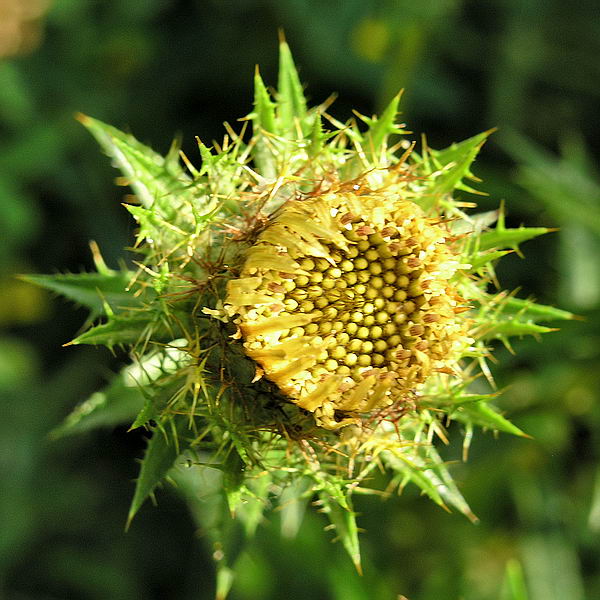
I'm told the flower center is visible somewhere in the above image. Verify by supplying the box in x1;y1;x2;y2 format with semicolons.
226;190;468;428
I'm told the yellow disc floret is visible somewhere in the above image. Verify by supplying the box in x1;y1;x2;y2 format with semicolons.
225;189;471;429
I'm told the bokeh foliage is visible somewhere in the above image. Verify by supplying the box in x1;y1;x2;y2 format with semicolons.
1;1;599;599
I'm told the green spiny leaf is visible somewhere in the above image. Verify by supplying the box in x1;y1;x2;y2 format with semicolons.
449;398;528;437
481;320;557;341
307;112;325;159
478;225;552;253
125;203;193;249
418;130;493;206
125;343;191;427
416;444;477;522
77;114;191;214
127;415;192;528
318;487;362;574
69;314;150;348
277;37;308;135
384;440;477;522
129;382;178;431
492;296;575;323
383;448;446;508
467;249;512;272
361;93;403;162
253;68;277;135
251;68;278;178
21;270;137;319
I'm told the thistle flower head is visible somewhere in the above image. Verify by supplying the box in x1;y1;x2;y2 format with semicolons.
34;39;573;582
227;188;471;428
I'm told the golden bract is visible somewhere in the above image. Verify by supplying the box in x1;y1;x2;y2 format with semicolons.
226;189;470;429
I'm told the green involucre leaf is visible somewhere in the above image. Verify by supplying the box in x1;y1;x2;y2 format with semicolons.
253;68;277;136
77;113;190;212
383;439;477;523
360;93;404;163
277;37;308;135
307;112;326;159
473;292;573;344
490;295;575;323
418;130;493;206
251;68;278;178
69;310;177;348
467;249;512;272
317;486;362;574
478;225;551;253
127;415;192;528
21;270;137;319
450;399;527;437
422;388;526;437
481;320;557;341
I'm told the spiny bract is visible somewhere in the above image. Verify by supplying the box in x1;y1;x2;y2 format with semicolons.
33;39;572;583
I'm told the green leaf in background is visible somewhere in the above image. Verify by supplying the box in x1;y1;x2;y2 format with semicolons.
49;370;145;439
50;343;190;438
501;559;529;600
278;476;312;539
501;131;600;235
233;474;272;538
169;459;271;600
501;132;600;310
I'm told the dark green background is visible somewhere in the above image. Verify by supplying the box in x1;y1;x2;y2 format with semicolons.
1;1;599;598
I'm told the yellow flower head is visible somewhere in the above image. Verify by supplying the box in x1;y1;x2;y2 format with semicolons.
226;185;472;429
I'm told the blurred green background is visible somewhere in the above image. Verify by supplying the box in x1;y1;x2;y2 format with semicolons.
1;1;599;598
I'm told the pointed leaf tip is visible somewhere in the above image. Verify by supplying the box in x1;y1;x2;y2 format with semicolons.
277;37;307;133
75;112;91;125
127;417;191;529
364;92;404;161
